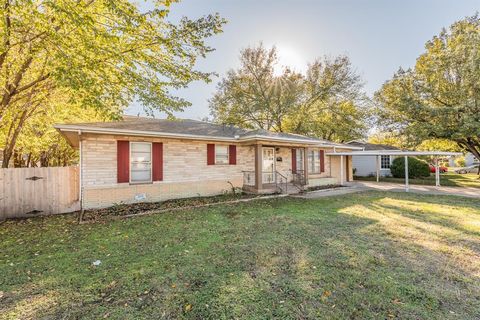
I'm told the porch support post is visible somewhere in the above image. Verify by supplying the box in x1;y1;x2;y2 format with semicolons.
255;144;263;191
404;156;409;192
435;157;440;187
376;155;380;182
303;147;309;186
340;155;344;186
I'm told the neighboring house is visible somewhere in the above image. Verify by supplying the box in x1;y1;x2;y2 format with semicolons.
449;152;479;167
347;140;401;177
55;117;360;209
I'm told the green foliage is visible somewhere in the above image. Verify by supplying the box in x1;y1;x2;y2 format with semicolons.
0;0;225;167
375;14;480;167
368;131;410;149
390;157;430;179
455;157;466;167
209;44;370;142
415;139;461;152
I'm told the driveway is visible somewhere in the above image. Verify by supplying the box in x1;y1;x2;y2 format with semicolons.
296;181;480;199
346;181;480;199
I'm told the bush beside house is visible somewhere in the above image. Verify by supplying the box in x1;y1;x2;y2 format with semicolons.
390;157;430;178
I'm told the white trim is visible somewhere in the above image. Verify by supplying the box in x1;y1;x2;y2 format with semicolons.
380;155;391;169
262;147;276;184
308;149;321;174
79;133;83;210
129;141;153;184
327;151;462;156
214;144;229;165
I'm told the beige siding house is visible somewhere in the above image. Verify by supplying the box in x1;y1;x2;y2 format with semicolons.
56;118;360;209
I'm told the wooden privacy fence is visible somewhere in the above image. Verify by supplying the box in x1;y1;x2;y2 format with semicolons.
0;166;80;220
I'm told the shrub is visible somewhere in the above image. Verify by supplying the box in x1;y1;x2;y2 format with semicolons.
390;157;430;178
455;157;466;167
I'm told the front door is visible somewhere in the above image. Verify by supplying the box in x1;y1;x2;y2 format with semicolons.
262;147;275;183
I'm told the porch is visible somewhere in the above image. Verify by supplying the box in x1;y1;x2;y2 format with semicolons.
241;143;328;194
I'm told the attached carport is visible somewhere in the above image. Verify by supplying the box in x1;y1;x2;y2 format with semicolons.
326;150;462;191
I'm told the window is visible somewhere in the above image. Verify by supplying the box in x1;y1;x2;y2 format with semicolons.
130;142;152;183
296;149;304;171
381;155;391;169
309;150;321;173
215;145;229;164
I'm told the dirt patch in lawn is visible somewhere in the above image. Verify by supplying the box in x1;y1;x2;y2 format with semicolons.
81;192;267;222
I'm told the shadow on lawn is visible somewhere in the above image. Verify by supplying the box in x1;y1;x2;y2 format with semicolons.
1;194;479;319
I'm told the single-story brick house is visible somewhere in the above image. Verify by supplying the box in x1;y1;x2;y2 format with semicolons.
55;117;361;209
347;140;401;177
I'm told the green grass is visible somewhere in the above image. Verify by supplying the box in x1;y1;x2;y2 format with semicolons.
1;192;479;319
355;172;480;188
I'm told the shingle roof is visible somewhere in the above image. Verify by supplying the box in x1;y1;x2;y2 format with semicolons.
55;117;361;149
68;118;250;138
347;140;401;151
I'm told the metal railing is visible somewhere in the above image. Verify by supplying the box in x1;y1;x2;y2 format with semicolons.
274;171;288;194
243;170;288;194
292;169;306;185
243;171;256;186
292;169;306;192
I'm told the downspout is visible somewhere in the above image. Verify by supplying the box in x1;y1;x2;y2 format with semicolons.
78;130;83;217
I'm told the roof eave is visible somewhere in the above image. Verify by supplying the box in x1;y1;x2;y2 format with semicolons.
326;150;463;156
55;125;324;145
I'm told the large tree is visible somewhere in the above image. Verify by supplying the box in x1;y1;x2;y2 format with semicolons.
375;14;480;166
0;0;225;167
209;44;369;142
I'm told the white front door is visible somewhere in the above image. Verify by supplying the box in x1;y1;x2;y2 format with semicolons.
262;147;275;183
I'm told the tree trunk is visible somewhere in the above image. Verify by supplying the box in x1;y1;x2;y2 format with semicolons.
456;138;480;176
1;149;11;168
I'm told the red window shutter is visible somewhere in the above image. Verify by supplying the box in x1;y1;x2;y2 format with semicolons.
320;149;325;172
291;149;297;173
152;142;163;181
117;141;130;183
229;145;237;165
207;144;215;165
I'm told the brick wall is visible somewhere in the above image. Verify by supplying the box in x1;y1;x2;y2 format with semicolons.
79;133;342;209
80;134;255;209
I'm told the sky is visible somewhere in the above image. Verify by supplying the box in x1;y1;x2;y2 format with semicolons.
126;0;480;120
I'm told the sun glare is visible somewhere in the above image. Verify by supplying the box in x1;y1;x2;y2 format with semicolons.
273;44;307;75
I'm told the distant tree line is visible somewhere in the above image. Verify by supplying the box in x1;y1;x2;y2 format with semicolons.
209;44;371;142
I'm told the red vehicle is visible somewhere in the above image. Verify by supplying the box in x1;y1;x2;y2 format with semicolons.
429;164;448;173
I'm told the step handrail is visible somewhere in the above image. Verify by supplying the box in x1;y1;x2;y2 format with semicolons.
275;170;288;194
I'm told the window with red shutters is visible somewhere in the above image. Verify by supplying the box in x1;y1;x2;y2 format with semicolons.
320;149;325;172
229;145;237;165
117;140;130;183
152;142;163;181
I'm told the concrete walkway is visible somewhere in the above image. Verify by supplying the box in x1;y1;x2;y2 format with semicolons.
295;182;480;199
347;181;480;199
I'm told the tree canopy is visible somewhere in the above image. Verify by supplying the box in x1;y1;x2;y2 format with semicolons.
0;0;225;167
375;14;480;163
209;44;370;142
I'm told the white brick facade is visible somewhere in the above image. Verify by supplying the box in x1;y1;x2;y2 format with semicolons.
79;133;349;209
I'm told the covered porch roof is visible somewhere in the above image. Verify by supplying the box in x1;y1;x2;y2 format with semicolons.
326;151;462;157
326;150;463;192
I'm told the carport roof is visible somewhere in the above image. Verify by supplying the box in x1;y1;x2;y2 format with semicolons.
326;150;462;156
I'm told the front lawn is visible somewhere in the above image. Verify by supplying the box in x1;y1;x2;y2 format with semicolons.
355;172;480;188
1;192;479;319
